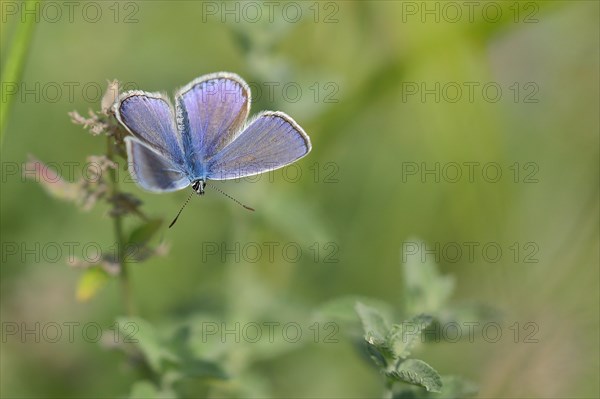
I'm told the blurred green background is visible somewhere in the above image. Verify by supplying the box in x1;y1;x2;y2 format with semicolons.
1;0;598;397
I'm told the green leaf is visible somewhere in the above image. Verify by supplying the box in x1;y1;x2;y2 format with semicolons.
355;302;390;346
76;268;109;302
116;317;178;374
391;375;477;398
355;302;396;368
437;376;478;398
388;359;442;393
437;303;499;326
315;296;394;324
388;314;433;359
0;0;38;147
129;378;181;399
391;389;420;399
129;381;158;399
124;219;167;263
417;303;499;343
402;239;455;315
128;219;163;246
179;358;227;380
123;317;228;384
364;340;387;369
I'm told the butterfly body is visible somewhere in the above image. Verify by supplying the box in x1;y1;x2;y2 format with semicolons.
191;179;206;195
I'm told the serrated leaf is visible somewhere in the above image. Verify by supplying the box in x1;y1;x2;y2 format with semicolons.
388;314;433;359
402;239;455;315
391;375;477;398
128;218;163;246
116;317;178;374
76;267;109;302
355;302;390;346
389;359;442;393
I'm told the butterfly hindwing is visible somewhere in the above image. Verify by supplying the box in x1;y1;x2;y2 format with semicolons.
125;136;189;192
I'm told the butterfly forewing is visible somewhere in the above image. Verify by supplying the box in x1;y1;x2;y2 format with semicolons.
175;73;250;168
207;111;311;180
115;92;184;166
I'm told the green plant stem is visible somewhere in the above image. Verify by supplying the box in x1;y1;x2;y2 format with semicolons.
0;0;39;149
383;378;394;399
107;136;135;316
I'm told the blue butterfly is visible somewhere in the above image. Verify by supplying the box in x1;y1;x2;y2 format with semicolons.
113;72;311;225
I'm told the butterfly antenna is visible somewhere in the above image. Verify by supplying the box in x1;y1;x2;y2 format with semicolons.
206;182;255;212
169;190;195;228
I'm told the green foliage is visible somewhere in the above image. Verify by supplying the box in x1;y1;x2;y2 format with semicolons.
0;0;38;146
434;377;478;399
316;296;394;325
389;376;478;399
356;302;390;349
6;2;597;397
116;316;177;374
76;267;110;302
129;381;163;399
128;219;163;248
390;359;442;393
354;303;444;394
402;241;455;316
114;316;228;398
323;239;479;397
17;35;482;399
25;83;167;302
388;315;433;360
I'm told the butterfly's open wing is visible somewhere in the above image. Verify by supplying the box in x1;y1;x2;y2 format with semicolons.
175;72;250;167
114;92;185;166
125;137;189;192
207;111;311;180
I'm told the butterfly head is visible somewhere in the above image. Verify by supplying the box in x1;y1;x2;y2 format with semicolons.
192;179;206;195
